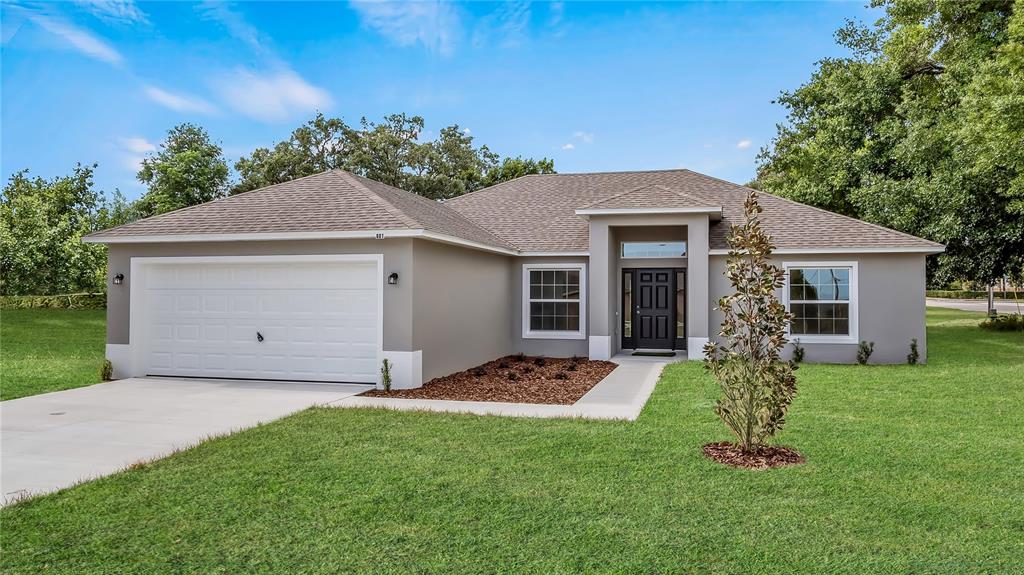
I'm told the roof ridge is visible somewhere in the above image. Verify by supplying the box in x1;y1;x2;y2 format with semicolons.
332;170;421;229
681;170;945;248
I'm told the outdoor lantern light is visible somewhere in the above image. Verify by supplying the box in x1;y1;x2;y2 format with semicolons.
113;273;124;286
388;272;399;285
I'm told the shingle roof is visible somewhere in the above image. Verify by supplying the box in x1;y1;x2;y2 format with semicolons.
88;167;942;255
85;170;514;250
445;169;944;253
577;184;721;212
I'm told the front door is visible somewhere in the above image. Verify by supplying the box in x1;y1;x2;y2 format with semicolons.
635;269;674;349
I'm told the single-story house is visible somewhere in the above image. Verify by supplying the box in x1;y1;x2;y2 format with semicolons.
84;169;944;389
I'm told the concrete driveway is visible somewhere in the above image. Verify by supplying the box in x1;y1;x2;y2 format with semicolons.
927;298;1022;314
1;378;370;503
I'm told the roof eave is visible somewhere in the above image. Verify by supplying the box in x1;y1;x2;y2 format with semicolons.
708;246;946;256
575;207;723;220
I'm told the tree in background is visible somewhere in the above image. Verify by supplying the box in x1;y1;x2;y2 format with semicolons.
233;112;554;199
756;0;1024;286
0;165;110;295
136;123;229;217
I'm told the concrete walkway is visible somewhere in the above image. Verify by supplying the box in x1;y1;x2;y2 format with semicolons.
333;356;672;421
927;298;1021;314
1;378;370;503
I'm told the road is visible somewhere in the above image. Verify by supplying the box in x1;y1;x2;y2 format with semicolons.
926;298;1022;314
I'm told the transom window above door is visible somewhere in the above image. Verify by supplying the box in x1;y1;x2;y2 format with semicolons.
522;263;587;339
621;241;687;258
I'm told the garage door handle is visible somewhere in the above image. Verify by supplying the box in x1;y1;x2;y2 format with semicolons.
256;332;264;343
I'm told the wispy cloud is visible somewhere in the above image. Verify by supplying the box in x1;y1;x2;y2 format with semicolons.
548;2;564;27
197;1;271;58
736;139;752;149
573;131;595;144
212;68;332;122
118;136;156;154
561;143;575;150
473;1;530;48
144;85;219;114
27;12;123;65
350;0;461;56
74;1;148;25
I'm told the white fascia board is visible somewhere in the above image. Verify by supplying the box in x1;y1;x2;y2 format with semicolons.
518;251;590;257
708;246;945;256
83;228;518;256
575;207;723;216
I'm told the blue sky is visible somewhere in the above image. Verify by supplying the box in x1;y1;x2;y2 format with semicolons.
1;1;876;200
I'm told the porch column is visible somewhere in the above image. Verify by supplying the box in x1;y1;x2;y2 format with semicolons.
587;218;613;359
686;215;710;359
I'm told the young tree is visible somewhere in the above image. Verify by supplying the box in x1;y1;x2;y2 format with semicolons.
704;192;798;453
0;165;108;295
136;123;229;217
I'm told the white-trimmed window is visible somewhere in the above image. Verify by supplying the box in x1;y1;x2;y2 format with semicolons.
522;263;587;339
783;262;858;343
621;241;687;258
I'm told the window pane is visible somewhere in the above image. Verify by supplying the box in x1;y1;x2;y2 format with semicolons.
530;285;542;299
621;241;687;258
530;270;542;287
790;267;850;302
542;285;555;299
527;267;582;332
790;302;850;335
567;270;579;287
676;271;685;338
623;272;632;338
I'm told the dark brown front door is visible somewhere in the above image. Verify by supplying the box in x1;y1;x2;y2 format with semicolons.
636;269;673;349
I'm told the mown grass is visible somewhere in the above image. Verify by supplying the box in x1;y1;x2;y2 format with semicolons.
0;308;106;400
1;308;1021;573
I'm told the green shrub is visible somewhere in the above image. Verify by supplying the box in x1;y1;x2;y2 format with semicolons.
979;314;1024;332
100;359;114;381
0;293;106;309
857;341;875;365
790;339;806;363
506;371;518;381
926;290;1021;300
380;359;392;391
907;339;920;365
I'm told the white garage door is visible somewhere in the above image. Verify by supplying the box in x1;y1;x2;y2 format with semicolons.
137;257;380;383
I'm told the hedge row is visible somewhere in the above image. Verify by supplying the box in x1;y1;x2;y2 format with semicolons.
0;293;107;309
926;290;1021;300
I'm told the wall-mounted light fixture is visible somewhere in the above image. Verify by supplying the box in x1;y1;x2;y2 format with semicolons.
112;273;124;286
387;272;399;285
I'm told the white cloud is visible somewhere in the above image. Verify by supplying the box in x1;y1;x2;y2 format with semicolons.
213;68;333;122
144;85;219;115
736;139;752;149
118;136;156;154
573;131;595;144
561;143;575;150
75;1;148;25
462;127;471;135
473;1;530;48
350;1;461;56
28;13;123;65
197;1;270;57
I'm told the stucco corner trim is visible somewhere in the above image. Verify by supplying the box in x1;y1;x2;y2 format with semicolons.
588;336;612;360
382;350;423;390
105;344;131;379
686;338;709;361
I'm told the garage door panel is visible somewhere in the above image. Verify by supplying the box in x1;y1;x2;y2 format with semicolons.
141;259;380;383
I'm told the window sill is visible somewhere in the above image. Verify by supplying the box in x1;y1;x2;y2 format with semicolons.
787;335;858;345
522;331;587;340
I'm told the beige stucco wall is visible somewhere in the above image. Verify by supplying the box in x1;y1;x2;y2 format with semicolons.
105;238;415;351
412;239;514;381
708;252;929;364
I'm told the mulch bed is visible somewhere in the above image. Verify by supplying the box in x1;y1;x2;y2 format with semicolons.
702;441;806;470
362;355;618;405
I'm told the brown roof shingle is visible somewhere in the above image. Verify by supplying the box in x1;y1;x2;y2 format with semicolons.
445;169;943;253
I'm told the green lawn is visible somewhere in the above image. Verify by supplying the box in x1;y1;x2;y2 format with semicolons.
0;308;106;400
2;308;1022;573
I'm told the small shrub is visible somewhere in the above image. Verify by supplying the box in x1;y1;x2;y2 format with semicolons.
554;371;569;380
571;355;585;364
497;360;510;369
100;359;113;381
907;338;919;365
533;357;547;367
471;367;486;377
512;352;526;362
520;365;534;374
857;341;875;365
506;371;518;381
380;358;393;391
566;362;578;371
790;338;805;364
979;313;1024;332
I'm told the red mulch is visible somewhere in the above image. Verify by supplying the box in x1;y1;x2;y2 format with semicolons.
362;355;617;405
702;441;806;470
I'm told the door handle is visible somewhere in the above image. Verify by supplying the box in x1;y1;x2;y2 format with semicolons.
257;332;264;343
